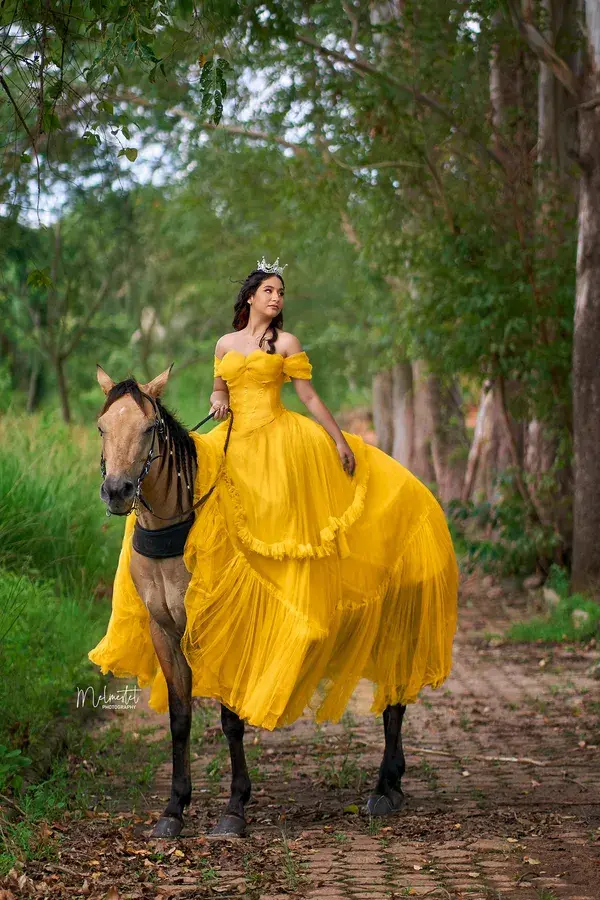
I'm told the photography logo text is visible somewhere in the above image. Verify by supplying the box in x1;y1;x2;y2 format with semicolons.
76;685;142;710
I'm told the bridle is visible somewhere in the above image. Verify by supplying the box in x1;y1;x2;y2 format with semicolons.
100;390;234;521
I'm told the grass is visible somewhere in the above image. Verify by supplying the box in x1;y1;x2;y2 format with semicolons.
0;570;108;785
507;563;600;644
280;826;301;891
0;720;169;875
507;592;600;644
205;747;228;784
418;758;439;790
0;415;122;596
0;415;123;793
318;752;369;791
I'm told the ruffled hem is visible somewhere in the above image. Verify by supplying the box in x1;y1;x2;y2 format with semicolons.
221;439;370;561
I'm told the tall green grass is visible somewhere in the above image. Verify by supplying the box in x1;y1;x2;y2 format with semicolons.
0;414;121;595
0;415;123;778
0;571;106;782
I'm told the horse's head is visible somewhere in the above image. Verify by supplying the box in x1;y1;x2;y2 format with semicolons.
96;364;172;515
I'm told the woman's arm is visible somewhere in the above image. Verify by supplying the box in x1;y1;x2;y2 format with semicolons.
295;381;355;475
210;338;230;421
283;334;356;476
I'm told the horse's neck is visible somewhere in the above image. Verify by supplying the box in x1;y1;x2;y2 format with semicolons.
135;435;198;530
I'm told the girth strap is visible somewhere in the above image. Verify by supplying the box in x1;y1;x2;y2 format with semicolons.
133;513;195;559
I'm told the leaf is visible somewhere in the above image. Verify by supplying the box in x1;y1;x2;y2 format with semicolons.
343;804;359;814
27;268;53;290
212;90;223;125
48;80;64;101
97;100;114;115
200;59;214;87
118;147;138;162
216;71;227;99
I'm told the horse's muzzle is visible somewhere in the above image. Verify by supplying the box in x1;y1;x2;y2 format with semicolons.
100;475;135;515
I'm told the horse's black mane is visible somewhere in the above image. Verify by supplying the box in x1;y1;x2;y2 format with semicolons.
101;378;197;512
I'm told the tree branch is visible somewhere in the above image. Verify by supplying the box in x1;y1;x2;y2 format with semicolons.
61;277;109;359
506;0;579;96
295;31;507;170
108;94;311;157
199;122;310;156
495;372;555;532
296;31;455;120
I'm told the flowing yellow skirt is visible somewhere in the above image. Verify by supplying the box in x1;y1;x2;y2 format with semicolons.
89;414;458;730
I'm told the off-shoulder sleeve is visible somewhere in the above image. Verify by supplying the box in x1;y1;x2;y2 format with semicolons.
282;350;312;383
213;355;222;378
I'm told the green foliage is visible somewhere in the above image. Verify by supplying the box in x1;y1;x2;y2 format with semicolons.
0;569;107;757
448;477;561;576
0;745;32;793
0;416;122;594
1;0;235;194
508;594;600;644
0;415;122;779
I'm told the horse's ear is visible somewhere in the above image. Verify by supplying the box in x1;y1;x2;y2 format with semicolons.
97;364;115;395
141;363;174;399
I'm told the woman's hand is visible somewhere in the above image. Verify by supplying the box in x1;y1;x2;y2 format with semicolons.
210;400;229;421
336;439;356;476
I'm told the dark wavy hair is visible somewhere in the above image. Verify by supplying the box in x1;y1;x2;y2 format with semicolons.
232;269;285;354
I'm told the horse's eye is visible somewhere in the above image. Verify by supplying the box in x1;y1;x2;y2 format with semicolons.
97;426;104;436
144;425;155;435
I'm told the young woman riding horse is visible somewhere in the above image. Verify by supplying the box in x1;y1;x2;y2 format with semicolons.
90;259;458;838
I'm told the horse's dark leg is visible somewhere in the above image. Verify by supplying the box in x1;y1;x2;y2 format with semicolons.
366;703;406;817
149;620;192;838
210;705;251;837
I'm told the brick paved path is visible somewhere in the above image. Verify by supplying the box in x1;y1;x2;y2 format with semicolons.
12;577;599;898
149;577;600;898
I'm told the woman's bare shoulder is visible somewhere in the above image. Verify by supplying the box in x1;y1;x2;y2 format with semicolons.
214;332;237;356
277;332;303;357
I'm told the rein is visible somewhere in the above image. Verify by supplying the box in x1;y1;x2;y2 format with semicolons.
100;394;234;522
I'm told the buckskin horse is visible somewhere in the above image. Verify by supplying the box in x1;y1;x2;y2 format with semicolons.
95;364;418;838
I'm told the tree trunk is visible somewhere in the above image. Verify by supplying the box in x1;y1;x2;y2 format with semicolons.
391;361;414;467
372;370;394;455
462;381;517;505
523;0;574;551
462;383;494;502
26;355;42;414
428;374;467;502
54;355;71;424
572;18;600;593
411;361;435;484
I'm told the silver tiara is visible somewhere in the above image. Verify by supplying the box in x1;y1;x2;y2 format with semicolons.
257;256;287;276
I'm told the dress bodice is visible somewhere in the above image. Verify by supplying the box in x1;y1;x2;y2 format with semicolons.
214;349;312;433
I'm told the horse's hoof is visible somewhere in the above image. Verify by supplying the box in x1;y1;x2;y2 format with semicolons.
365;789;405;817
150;815;184;838
208;813;247;838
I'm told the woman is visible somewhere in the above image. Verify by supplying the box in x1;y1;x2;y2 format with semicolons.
90;259;458;733
182;258;459;729
210;264;357;479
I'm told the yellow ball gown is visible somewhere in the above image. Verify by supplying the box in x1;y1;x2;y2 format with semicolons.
89;349;458;729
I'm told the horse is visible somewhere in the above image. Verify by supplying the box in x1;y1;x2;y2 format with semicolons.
95;364;406;838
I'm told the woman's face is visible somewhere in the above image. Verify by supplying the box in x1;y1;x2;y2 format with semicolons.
251;276;285;318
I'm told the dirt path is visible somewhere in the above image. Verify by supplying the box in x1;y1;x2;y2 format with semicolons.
6;578;600;899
